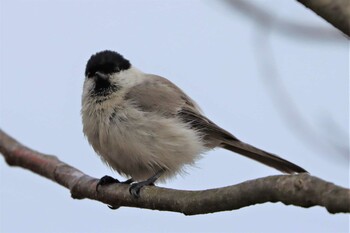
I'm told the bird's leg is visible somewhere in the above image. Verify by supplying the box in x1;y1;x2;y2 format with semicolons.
96;175;134;192
129;170;164;198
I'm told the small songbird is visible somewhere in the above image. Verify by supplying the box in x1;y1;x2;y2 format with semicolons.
81;50;307;198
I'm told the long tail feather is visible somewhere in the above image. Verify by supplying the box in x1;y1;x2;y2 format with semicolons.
222;140;307;174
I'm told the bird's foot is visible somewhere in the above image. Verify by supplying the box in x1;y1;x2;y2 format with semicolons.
129;170;163;198
129;180;154;198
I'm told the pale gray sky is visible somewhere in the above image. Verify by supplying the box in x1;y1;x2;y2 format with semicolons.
1;0;349;232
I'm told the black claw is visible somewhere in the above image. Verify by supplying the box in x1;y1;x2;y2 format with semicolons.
129;183;143;198
108;205;120;210
96;175;120;192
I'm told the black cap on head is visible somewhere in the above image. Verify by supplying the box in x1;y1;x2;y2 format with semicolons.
85;50;131;77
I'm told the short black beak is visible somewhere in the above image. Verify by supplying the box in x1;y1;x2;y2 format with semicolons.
95;71;109;81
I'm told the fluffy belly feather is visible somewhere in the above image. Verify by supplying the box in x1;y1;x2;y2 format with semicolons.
83;105;206;182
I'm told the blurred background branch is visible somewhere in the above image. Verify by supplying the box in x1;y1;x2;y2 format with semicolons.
297;0;350;37
253;31;349;159
223;0;346;39
221;0;349;159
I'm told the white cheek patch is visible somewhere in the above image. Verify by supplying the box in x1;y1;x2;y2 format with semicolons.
110;67;146;89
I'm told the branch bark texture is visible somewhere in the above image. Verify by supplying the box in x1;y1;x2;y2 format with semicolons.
297;0;350;36
0;129;349;215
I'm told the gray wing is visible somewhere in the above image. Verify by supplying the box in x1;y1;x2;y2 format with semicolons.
124;74;237;141
124;74;201;116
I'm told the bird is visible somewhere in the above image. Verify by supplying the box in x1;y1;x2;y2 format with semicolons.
81;50;307;198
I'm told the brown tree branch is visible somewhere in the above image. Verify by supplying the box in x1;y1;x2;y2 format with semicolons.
0;129;349;215
297;0;350;37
